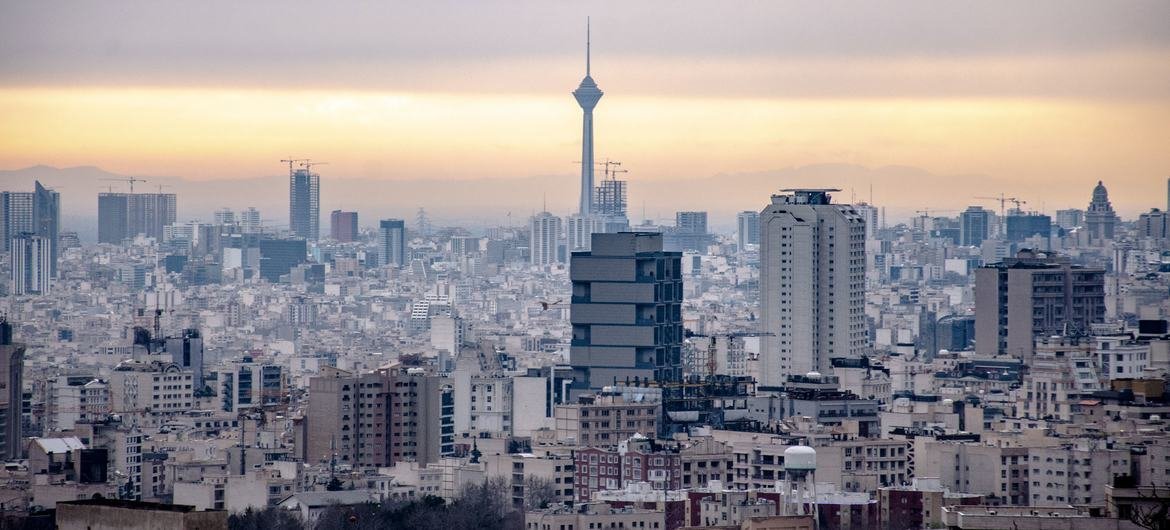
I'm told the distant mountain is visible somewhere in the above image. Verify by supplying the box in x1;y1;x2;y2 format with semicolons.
1;163;996;240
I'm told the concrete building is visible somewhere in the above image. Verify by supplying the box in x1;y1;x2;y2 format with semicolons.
0;319;24;460
1;181;59;275
569;232;683;393
97;192;177;243
1137;209;1169;241
759;189;867;385
974;250;1106;358
378;218;406;267
525;502;665;530
330;210;359;242
10;233;52;295
289;167;320;241
529;212;562;266
304;366;452;469
554;390;659;447
56;499;227;530
738;210;761;252
164;329;205;389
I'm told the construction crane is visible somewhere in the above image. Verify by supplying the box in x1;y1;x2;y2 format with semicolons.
100;177;148;193
536;299;563;311
279;158;309;176
300;161;328;172
914;209;956;218
974;194;1027;219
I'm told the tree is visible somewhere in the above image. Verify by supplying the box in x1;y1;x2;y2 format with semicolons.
325;477;344;491
1125;484;1170;530
227;506;303;530
523;476;558;511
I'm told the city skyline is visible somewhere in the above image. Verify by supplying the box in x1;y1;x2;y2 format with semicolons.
1;1;1168;225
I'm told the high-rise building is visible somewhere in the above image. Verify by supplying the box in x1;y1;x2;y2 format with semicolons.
566;214;604;252
974;250;1105;359
1137;209;1169;240
569;232;682;392
959;206;991;247
213;208;235;226
165;329;205;389
666;211;711;252
736;211;760;251
331;210;359;243
1084;180;1118;244
0;191;32;252
759;189;867;386
257;238;307;282
1054;209;1083;230
594;176;628;219
853;203;880;240
289;168;320;241
97;192;177;243
0;319;24;460
530;212;562;266
240;207;261;233
11;233;52;295
1004;213;1052;244
573;19;603;216
2;181;59;276
377;219;406;267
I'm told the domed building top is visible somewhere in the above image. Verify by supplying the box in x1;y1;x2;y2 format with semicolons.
1085;180;1118;242
1090;180;1110;207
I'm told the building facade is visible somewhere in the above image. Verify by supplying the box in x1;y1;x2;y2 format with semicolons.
330;210;359;242
974;250;1106;359
378;218;406;267
569;232;683;392
759;189;867;386
289;168;320;241
97;192;177;243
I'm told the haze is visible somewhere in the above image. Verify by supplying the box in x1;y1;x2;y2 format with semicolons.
1;1;1168;226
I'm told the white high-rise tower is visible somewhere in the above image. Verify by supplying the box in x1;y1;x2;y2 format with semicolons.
758;189;867;386
573;18;603;216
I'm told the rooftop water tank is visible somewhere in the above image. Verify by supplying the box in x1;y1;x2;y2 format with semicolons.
784;446;817;471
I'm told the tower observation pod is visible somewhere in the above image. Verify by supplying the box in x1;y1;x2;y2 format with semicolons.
781;446;818;527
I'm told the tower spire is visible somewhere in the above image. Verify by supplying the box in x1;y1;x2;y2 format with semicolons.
586;16;591;76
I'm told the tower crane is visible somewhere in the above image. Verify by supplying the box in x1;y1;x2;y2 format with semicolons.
974;194;1026;219
100;177;148;193
279;158;309;176
300;161;329;172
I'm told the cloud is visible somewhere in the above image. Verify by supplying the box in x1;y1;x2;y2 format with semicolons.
2;0;1169;98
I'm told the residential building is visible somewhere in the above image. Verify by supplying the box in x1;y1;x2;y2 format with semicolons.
529;212;562;266
759;189;867;385
974;250;1106;359
11;233;52;295
0;319;24;460
737;210;761;251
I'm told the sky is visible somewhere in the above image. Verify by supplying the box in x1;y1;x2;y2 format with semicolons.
1;1;1168;226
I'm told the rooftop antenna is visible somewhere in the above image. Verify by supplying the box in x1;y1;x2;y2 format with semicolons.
586;16;591;77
